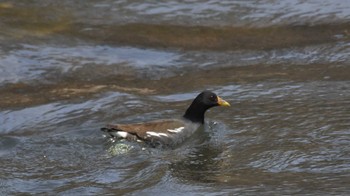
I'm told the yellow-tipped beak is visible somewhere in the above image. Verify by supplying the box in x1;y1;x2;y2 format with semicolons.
217;96;230;107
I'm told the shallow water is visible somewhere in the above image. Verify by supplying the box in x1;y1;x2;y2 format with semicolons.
1;0;350;195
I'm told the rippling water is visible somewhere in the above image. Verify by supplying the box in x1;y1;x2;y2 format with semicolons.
1;0;350;195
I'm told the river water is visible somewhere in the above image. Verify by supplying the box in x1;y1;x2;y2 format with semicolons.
1;0;350;195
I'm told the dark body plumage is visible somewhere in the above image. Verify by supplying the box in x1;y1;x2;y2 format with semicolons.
101;91;230;147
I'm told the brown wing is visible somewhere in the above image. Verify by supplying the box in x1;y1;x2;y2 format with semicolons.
103;119;186;140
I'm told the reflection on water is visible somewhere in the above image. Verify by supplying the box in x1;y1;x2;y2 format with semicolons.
1;0;350;195
0;45;180;84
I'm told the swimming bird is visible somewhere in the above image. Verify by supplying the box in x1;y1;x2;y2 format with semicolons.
101;91;230;147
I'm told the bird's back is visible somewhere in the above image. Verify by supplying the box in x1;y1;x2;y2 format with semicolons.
101;118;201;147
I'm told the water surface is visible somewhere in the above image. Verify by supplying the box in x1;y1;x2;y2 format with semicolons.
0;1;350;195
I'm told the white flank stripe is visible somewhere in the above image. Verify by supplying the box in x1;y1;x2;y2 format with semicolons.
146;131;168;137
167;127;185;133
114;131;128;138
158;133;169;137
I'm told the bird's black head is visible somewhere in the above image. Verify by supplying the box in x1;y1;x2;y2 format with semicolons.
183;91;230;123
195;90;225;107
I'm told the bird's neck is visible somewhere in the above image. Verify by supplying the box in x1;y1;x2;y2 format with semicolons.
183;103;208;124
